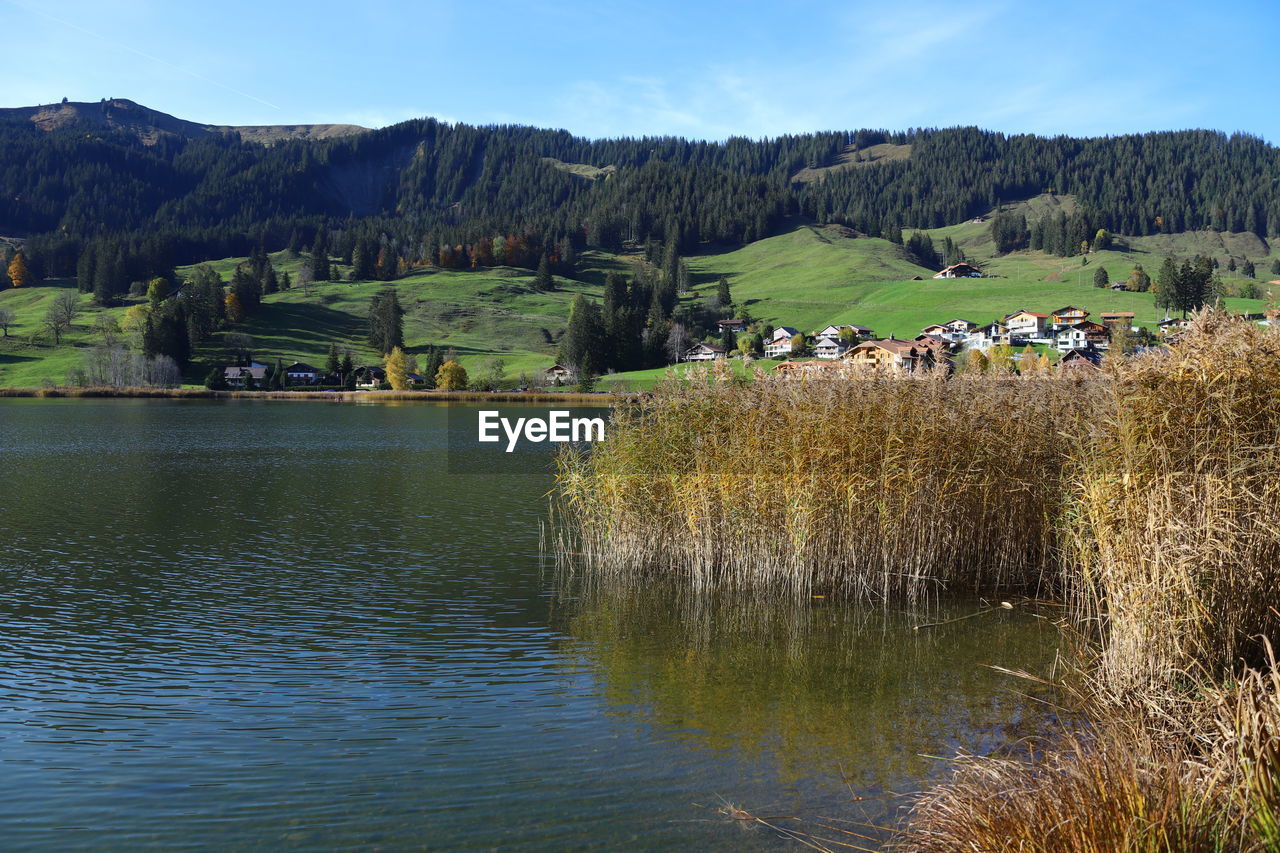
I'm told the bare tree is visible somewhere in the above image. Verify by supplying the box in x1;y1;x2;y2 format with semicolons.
44;290;81;344
0;305;13;337
665;322;690;364
225;332;254;364
296;262;314;297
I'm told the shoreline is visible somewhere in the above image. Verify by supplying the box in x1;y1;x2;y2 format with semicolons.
0;387;624;403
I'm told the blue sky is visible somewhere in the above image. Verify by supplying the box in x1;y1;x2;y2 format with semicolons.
5;0;1278;141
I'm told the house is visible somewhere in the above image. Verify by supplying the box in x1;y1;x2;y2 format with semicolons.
763;326;801;358
1158;317;1189;336
816;323;875;341
1004;310;1049;341
812;336;850;359
1050;306;1090;330
543;364;577;383
968;321;1010;349
1109;282;1128;291
406;373;427;385
1055;321;1110;352
842;338;934;371
921;323;950;337
354;366;387;388
1099;312;1135;331
284;362;321;385
1059;347;1102;370
932;262;984;279
684;343;727;362
715;318;749;334
223;361;269;388
914;333;950;352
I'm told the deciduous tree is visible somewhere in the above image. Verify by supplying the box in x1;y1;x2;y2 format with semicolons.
435;359;468;391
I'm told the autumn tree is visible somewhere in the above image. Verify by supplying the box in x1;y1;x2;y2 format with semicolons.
225;291;245;324
8;252;31;288
435;359;468;391
1126;265;1151;292
384;346;411;390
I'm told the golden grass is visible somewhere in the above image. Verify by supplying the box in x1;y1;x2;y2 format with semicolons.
557;363;1097;603
897;652;1280;852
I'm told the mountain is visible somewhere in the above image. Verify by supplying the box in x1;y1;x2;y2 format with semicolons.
2;99;1279;287
0;98;368;145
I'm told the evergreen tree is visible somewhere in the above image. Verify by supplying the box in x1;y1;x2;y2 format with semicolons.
560;294;605;374
534;253;554;291
310;230;330;282
422;347;444;389
326;343;340;378
367;288;405;353
272;358;285;390
1093;266;1110;288
716;275;731;306
1243;258;1256;278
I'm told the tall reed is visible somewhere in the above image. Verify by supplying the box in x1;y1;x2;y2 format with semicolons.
1067;310;1280;691
557;365;1097;603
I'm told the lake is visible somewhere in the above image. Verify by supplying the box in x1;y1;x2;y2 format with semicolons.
0;399;1059;850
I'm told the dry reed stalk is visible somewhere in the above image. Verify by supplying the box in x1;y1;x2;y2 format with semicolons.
557;367;1095;603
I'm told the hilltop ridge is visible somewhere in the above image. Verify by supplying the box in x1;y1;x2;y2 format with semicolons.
0;98;369;145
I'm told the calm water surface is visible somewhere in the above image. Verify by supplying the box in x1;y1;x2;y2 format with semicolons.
0;399;1059;850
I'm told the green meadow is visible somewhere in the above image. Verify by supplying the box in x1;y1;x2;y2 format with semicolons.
0;206;1272;389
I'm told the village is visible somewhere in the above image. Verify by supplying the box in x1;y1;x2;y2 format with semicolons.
675;303;1194;375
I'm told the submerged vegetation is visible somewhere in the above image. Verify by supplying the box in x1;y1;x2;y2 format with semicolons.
555;309;1280;850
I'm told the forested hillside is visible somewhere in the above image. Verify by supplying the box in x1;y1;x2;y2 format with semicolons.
3;100;1280;284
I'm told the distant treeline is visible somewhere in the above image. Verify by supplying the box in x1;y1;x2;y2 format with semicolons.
4;118;1280;277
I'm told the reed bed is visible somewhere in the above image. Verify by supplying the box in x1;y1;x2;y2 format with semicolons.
557;365;1097;604
897;652;1280;852
1067;310;1280;691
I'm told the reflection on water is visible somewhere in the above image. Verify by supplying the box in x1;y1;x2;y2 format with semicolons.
0;399;1060;850
556;586;1060;840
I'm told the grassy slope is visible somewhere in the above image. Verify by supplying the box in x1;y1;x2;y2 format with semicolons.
0;209;1272;389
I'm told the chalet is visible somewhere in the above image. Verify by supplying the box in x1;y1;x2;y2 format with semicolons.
1099;312;1135;330
715;318;749;334
223;362;269;388
1109;282;1128;291
406;373;427;385
1055;321;1110;352
1059;347;1102;370
812;336;849;359
1158;317;1189;336
932;263;983;279
921;323;949;337
684;343;727;362
284;362;321;385
543;364;577;383
842;338;933;371
913;333;950;352
354;366;387;388
1050;306;1089;330
1004;309;1049;341
816;323;875;341
763;326;801;358
968;321;1010;349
